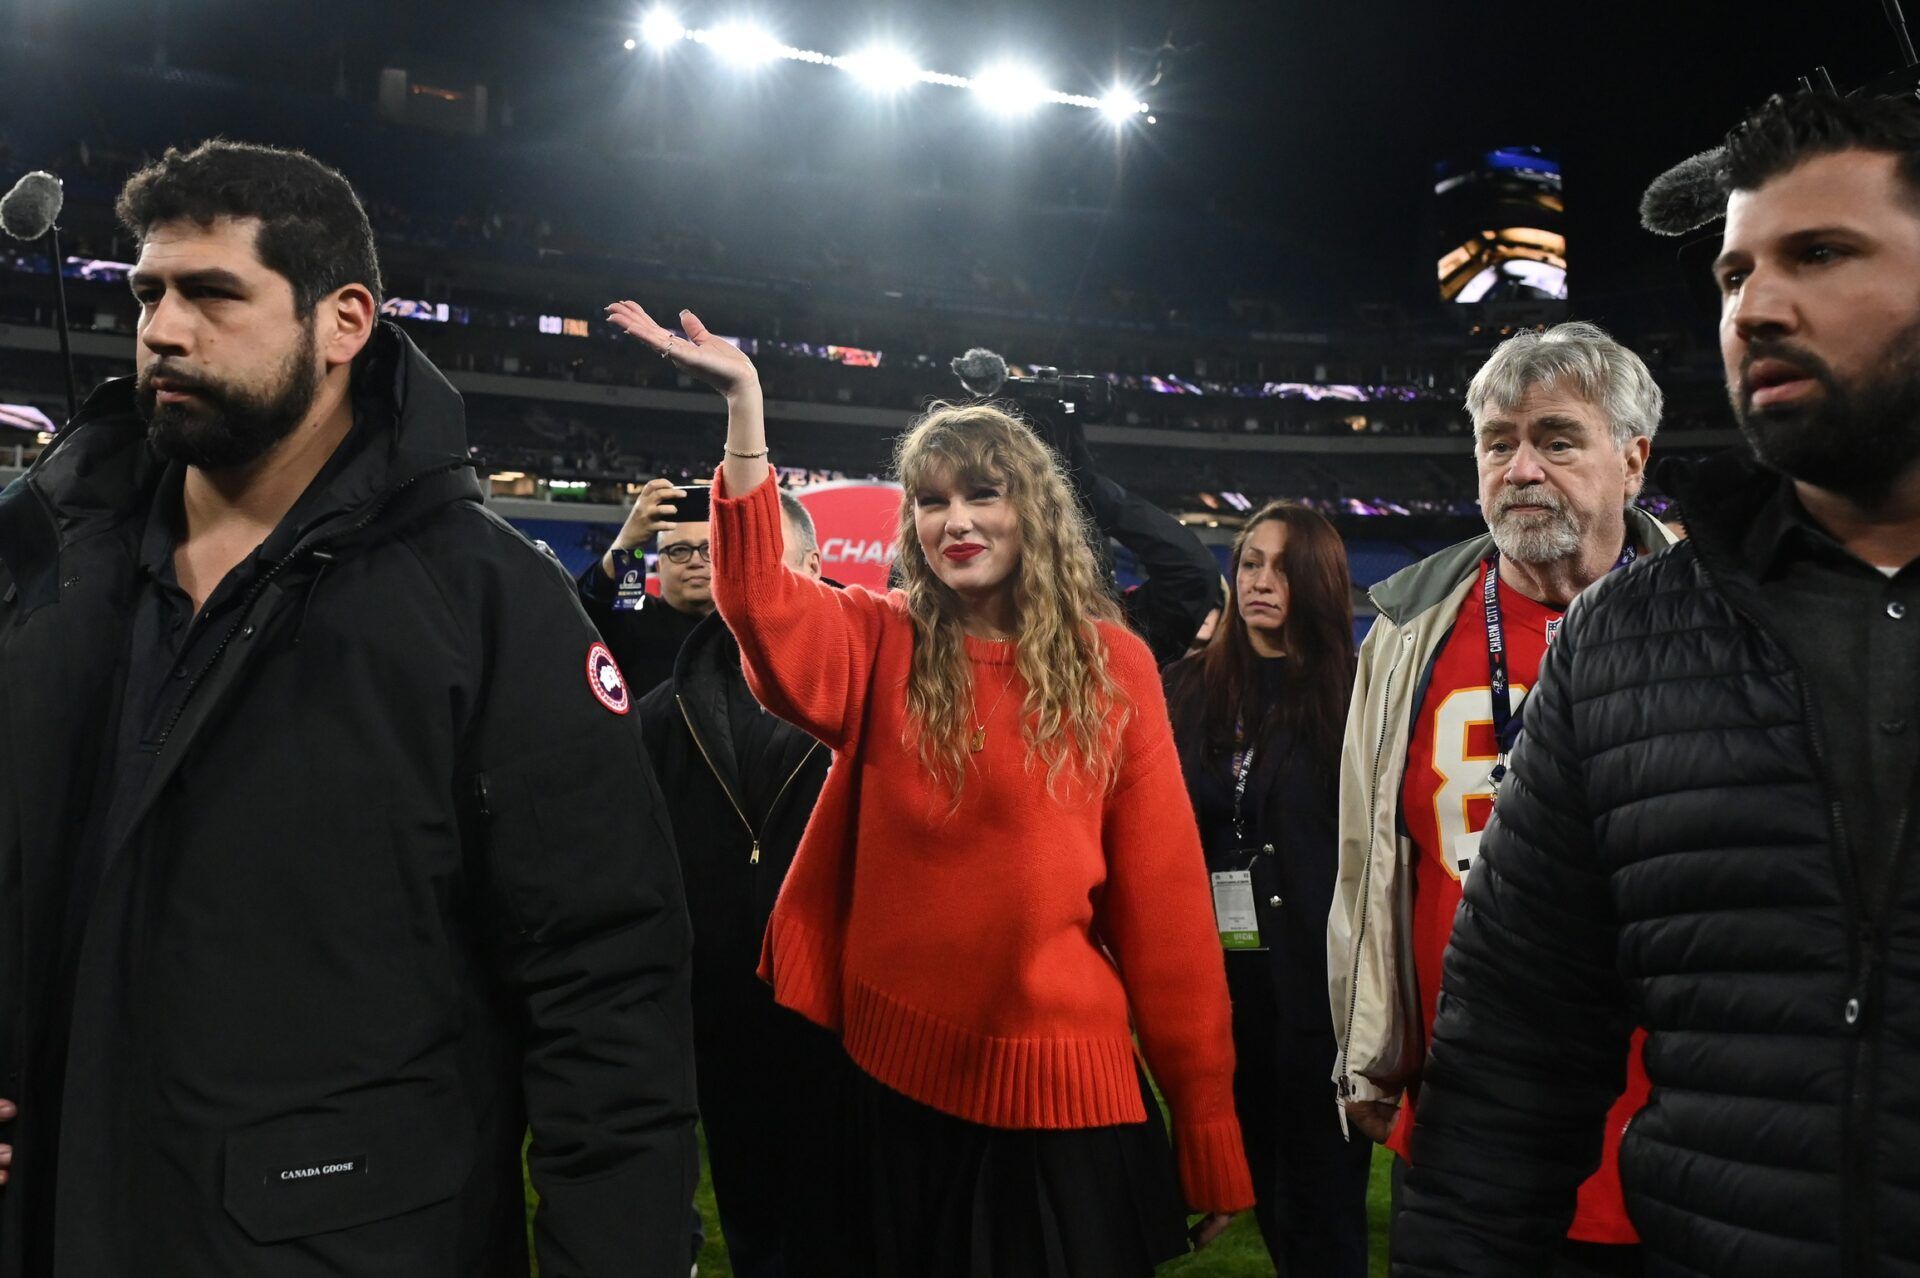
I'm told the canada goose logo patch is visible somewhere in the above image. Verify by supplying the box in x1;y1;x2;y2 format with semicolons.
587;643;630;715
267;1155;365;1185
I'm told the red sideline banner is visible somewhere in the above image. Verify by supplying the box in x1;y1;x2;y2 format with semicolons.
794;480;902;592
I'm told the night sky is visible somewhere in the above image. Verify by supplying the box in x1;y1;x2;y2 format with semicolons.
8;0;1912;327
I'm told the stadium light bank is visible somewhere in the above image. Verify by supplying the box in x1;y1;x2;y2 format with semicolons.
632;6;1154;123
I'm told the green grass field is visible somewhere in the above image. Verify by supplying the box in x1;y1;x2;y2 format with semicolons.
532;1125;1396;1276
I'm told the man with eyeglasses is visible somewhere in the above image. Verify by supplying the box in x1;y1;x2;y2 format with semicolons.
578;476;714;697
633;486;852;1278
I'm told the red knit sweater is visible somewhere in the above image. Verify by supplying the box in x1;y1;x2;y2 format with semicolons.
711;469;1253;1213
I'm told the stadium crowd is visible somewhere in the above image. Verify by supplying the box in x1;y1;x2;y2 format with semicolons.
4;83;1920;1278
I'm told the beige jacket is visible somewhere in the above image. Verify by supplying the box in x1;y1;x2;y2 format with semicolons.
1326;509;1679;1113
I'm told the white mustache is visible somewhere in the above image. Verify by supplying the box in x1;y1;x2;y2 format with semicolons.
1494;488;1564;516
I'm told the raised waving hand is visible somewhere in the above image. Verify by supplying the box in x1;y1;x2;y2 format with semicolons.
606;300;769;494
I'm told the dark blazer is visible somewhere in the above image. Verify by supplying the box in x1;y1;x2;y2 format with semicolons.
1164;660;1344;1038
0;326;697;1277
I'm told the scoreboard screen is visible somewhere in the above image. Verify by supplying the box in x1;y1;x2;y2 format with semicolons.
1435;147;1567;304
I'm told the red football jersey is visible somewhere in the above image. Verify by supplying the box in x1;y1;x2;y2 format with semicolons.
1389;569;1651;1245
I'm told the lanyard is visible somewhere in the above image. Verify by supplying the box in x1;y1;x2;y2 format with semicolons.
1483;541;1635;783
1230;737;1257;845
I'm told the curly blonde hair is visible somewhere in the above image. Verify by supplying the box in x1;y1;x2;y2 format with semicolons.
892;402;1128;797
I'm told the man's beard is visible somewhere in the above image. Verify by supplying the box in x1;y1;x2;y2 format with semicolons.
1485;483;1583;564
1733;321;1920;509
138;321;322;471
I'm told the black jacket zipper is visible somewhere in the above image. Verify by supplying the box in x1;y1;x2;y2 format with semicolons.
676;694;818;865
152;461;469;749
1691;546;1887;1277
1790;657;1877;1278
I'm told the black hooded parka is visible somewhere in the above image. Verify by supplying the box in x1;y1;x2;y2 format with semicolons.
0;325;697;1277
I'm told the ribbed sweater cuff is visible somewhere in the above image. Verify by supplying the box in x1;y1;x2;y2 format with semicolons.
709;465;790;606
1174;1116;1256;1213
758;907;843;1033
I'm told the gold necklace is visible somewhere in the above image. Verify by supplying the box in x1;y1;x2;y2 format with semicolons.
971;670;1017;753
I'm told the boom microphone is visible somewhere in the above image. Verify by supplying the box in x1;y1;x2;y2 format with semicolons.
951;347;1009;398
1888;0;1918;67
0;170;76;420
1640;147;1730;237
0;171;64;242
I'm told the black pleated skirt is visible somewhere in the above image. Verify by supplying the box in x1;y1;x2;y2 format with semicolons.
846;1063;1192;1278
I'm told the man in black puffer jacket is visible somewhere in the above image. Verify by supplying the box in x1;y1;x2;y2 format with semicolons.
1393;94;1920;1276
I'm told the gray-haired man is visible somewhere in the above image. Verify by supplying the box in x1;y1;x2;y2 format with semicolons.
1327;321;1676;1275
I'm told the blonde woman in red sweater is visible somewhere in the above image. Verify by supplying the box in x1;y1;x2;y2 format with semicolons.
607;300;1253;1277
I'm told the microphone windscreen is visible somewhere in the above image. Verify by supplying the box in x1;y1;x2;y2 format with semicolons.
0;171;63;241
951;347;1009;397
1640;148;1728;237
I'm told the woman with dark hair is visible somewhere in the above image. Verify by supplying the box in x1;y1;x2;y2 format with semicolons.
1165;500;1374;1275
605;298;1253;1278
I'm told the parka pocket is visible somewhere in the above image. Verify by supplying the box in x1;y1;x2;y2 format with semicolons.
221;1090;476;1244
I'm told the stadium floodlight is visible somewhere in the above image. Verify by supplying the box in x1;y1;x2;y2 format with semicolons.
1098;86;1147;123
623;37;638;50
639;7;685;48
971;62;1048;115
840;45;922;93
701;21;783;65
652;25;1150;118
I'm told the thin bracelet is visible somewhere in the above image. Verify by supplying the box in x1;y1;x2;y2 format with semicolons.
723;444;769;458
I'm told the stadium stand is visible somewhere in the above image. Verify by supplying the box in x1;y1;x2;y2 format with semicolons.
0;31;1735;621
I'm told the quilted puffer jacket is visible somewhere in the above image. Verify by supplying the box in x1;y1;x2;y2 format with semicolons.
1393;453;1920;1278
